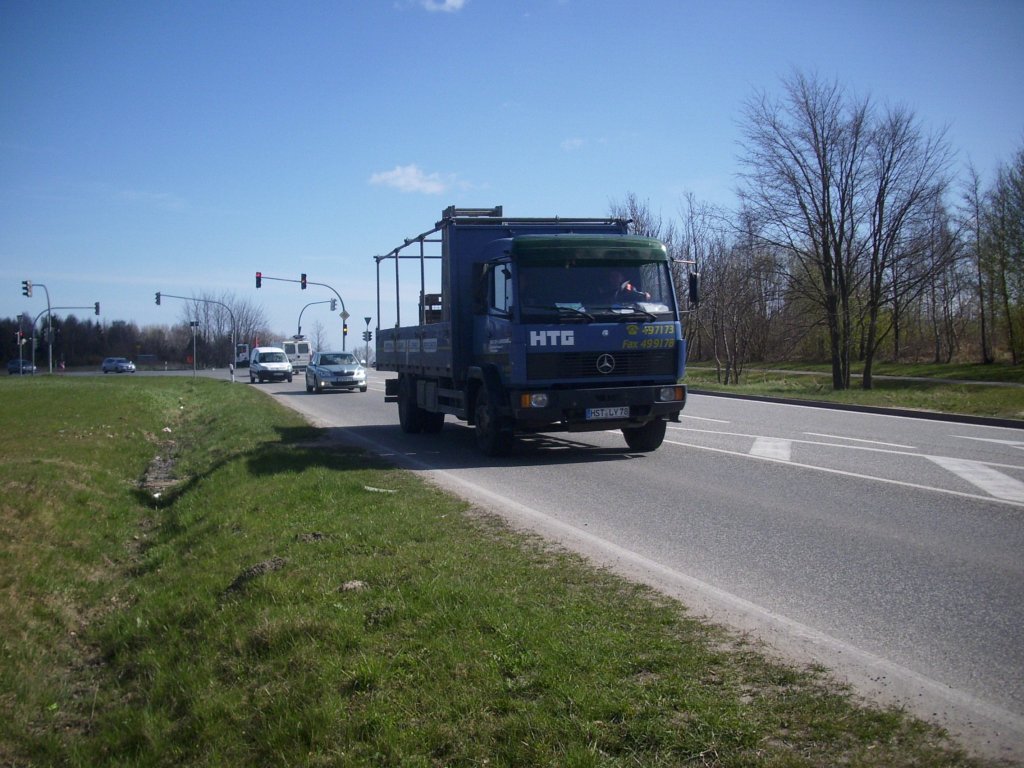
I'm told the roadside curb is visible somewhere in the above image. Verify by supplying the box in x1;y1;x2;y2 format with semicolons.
687;388;1024;430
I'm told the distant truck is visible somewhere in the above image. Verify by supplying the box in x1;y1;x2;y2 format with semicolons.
279;337;312;372
375;206;696;455
235;343;250;368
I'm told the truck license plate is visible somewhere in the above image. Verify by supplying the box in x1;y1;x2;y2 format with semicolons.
586;406;630;420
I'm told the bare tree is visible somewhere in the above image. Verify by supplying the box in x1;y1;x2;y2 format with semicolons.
738;70;870;390
178;291;269;366
678;192;727;358
982;145;1024;363
860;106;954;387
610;192;677;245
961;164;994;363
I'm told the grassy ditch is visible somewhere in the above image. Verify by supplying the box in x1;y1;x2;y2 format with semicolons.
686;363;1024;421
0;376;998;766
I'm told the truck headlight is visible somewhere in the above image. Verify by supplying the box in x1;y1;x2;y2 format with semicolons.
520;393;549;408
658;386;684;402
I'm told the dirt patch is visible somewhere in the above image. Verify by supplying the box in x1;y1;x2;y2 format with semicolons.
139;441;179;497
222;557;287;598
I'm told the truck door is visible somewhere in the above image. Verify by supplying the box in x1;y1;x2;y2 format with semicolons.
474;261;513;381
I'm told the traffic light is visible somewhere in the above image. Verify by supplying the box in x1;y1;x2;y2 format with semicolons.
94;302;100;316
21;280;32;297
330;298;337;311
342;323;348;337
155;291;161;305
367;331;372;342
255;271;262;288
300;273;307;290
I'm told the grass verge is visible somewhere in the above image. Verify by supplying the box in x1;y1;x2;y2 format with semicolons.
686;363;1024;421
0;376;1000;766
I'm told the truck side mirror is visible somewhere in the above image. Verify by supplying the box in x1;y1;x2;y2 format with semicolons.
688;273;700;306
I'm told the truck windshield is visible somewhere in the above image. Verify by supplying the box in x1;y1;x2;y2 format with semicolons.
517;261;675;322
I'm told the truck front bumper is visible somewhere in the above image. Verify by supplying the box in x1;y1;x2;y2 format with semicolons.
508;384;686;432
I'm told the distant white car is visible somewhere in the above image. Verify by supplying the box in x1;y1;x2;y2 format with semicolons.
101;357;136;373
249;346;293;383
305;351;367;393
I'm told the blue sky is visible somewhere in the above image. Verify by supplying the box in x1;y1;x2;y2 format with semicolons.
3;0;1022;343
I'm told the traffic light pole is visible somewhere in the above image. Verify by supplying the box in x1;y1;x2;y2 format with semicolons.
363;316;372;365
31;305;99;371
296;300;332;338
156;292;237;382
22;281;52;373
256;273;349;350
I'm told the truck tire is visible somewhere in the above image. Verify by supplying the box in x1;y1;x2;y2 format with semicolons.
397;376;424;434
622;419;667;452
474;386;512;456
421;410;444;433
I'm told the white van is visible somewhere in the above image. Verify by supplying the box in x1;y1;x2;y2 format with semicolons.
279;338;312;372
249;346;293;383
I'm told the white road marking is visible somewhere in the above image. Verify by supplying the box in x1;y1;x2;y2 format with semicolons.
668;425;1024;504
953;435;1024;451
660;438;1024;509
804;432;916;449
680;413;731;424
750;437;792;461
926;456;1024;503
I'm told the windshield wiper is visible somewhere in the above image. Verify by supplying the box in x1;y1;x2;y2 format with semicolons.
522;304;595;322
613;305;658;321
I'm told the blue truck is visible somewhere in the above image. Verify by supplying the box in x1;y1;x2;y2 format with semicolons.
375;206;695;455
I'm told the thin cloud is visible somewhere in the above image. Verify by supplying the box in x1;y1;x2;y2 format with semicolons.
369;164;449;194
421;0;466;12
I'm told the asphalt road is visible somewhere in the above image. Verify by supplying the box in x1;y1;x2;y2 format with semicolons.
248;369;1022;762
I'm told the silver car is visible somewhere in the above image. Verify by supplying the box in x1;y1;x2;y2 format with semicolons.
101;357;136;373
305;351;367;393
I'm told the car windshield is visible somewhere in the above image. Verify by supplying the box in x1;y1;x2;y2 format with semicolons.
320;353;355;365
262;352;286;363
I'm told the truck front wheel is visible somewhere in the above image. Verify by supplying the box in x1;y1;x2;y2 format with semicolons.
474;386;512;456
622;419;667;452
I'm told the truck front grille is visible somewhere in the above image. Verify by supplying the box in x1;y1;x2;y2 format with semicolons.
526;349;676;380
